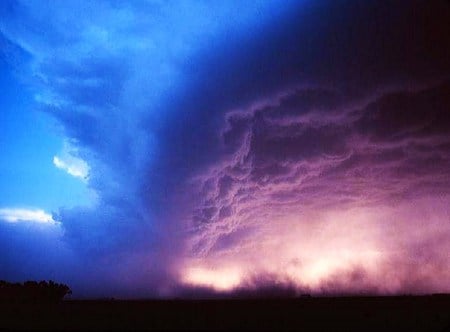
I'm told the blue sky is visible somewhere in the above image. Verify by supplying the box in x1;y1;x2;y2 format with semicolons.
0;54;91;214
0;0;286;218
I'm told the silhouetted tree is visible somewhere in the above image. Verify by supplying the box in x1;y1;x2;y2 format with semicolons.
0;280;72;303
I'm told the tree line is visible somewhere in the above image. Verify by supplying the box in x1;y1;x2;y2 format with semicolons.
0;280;72;302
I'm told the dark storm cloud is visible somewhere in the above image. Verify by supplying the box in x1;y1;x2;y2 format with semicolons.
189;81;450;251
0;222;71;281
147;0;450;214
357;82;450;142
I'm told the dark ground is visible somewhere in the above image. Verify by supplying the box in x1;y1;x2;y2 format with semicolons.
0;295;449;331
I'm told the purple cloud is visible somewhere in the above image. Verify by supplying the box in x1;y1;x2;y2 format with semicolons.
181;81;450;294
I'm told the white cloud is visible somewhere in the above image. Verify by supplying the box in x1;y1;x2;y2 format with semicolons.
0;208;55;224
53;143;89;180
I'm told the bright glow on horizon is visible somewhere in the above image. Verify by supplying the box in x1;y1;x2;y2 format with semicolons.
180;209;390;292
287;250;383;288
182;266;243;291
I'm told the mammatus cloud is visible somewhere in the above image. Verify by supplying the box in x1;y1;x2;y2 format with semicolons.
0;208;55;224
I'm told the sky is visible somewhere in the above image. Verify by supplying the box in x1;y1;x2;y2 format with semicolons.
0;0;449;298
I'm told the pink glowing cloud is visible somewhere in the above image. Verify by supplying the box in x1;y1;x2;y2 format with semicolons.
179;81;450;295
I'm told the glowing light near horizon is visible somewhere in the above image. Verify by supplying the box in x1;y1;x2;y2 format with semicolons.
181;209;389;292
286;249;383;287
182;266;243;291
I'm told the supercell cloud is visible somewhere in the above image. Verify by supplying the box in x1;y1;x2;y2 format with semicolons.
0;0;449;297
184;82;450;295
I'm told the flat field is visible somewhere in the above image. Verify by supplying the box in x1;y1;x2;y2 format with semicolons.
0;295;449;331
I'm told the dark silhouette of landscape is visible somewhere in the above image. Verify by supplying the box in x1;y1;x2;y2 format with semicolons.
0;280;72;303
0;280;449;331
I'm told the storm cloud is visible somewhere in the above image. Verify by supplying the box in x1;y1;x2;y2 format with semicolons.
1;0;449;297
